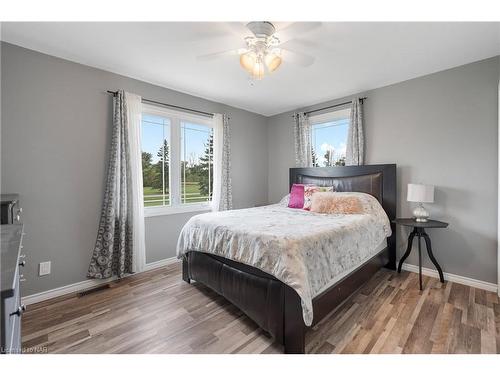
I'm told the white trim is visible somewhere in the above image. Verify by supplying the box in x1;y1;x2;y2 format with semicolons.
401;264;498;293
142;103;213;127
21;257;181;306
171;115;181;206
497;75;500;296
143;256;180;271
144;203;211;217
309;107;350;125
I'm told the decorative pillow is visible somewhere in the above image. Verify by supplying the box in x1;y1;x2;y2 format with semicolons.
310;192;363;214
303;185;334;210
288;184;305;208
279;194;290;206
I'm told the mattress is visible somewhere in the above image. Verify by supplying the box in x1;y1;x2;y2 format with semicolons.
176;192;391;326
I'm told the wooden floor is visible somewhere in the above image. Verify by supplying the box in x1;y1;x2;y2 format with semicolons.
22;262;500;354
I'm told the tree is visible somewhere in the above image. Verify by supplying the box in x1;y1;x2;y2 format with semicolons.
151;140;170;191
141;152;157;187
335;156;346;166
198;134;213;198
142;152;153;166
323;149;334;167
311;147;319;167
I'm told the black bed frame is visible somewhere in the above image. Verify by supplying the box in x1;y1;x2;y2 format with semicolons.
182;164;397;353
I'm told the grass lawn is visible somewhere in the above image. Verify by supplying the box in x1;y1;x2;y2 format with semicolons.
143;182;210;206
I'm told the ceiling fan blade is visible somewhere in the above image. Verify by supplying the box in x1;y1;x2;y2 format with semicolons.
281;48;315;67
189;23;250;52
275;22;322;44
277;38;323;52
222;22;254;37
196;48;246;62
190;23;251;41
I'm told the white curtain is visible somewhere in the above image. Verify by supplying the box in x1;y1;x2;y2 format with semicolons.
346;98;364;166
212;113;232;211
293;112;313;167
126;92;146;273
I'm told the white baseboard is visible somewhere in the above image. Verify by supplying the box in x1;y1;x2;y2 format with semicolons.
22;257;181;306
143;256;180;271
401;263;498;293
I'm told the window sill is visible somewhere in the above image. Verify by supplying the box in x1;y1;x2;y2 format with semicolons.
144;203;212;218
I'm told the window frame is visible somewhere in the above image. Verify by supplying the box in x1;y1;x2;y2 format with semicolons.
141;103;214;217
309;107;351;167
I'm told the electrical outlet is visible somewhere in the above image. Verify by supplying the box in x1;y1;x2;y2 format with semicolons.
39;261;51;276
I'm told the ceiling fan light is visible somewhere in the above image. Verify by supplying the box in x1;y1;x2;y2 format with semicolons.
264;53;282;72
240;52;256;73
252;60;265;80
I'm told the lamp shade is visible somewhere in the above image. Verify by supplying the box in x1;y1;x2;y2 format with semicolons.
264;52;282;72
407;183;434;203
240;52;256;73
251;60;264;80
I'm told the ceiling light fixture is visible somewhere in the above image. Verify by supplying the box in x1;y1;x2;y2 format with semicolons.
197;21;319;81
239;22;283;80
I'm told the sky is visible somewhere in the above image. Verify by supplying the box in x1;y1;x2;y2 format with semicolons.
312;118;349;165
141;113;211;165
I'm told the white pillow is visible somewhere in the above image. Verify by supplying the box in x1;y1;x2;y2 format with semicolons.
278;194;290;206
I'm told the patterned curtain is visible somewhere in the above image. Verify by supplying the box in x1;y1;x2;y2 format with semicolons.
87;90;145;279
212;113;233;211
293;112;313;167
346;98;365;166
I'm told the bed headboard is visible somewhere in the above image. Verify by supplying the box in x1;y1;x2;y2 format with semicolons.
289;164;397;269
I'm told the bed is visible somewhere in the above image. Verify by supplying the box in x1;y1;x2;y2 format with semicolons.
177;164;396;353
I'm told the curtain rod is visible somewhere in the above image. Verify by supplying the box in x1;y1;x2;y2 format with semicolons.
107;90;214;118
301;97;367;116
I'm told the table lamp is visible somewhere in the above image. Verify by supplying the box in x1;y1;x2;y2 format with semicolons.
407;183;434;222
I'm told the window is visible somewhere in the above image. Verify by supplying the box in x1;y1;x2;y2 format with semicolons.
142;114;171;207
141;104;213;216
310;108;350;167
181;122;213;204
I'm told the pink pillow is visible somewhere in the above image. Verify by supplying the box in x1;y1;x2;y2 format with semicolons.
288;184;305;208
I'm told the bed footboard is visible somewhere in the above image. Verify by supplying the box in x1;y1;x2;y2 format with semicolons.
283;286;306;354
182;256;191;283
183;252;286;346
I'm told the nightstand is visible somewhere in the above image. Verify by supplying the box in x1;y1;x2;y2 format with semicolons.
393;218;449;290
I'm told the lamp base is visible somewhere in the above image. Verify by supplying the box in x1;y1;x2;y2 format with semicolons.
415;217;428;223
413;203;429;222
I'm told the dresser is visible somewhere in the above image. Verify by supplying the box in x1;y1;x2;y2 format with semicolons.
1;194;25;354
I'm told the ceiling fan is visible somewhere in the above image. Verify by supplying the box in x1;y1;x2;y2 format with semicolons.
196;22;321;80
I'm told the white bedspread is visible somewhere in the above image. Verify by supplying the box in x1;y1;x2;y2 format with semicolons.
176;192;391;326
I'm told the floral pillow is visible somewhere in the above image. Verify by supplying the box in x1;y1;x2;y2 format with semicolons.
303;185;334;210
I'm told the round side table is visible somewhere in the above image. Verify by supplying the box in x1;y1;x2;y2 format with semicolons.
393;218;449;290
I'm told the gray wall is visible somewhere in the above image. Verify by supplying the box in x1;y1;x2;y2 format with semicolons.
1;42;268;296
267;56;499;284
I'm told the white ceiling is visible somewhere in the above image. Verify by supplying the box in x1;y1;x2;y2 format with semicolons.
2;22;500;116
